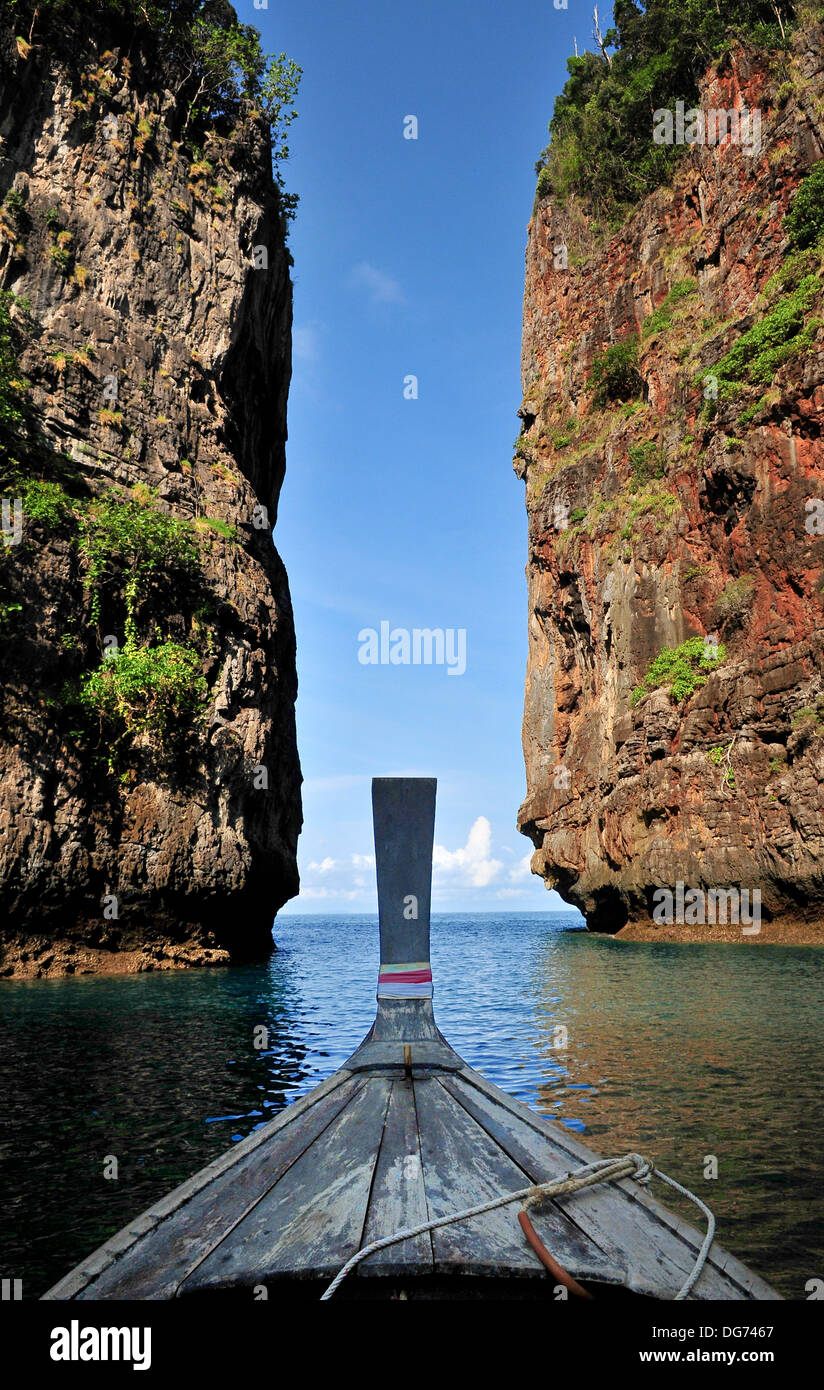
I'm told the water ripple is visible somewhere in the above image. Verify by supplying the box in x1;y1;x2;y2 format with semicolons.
0;912;821;1298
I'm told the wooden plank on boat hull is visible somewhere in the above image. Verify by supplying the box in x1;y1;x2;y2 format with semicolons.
346;1039;463;1071
75;1076;365;1300
452;1069;744;1300
178;1076;394;1294
438;1074;628;1287
454;1067;780;1301
373;998;440;1041
412;1074;544;1278
43;1067;357;1301
443;1072;680;1294
359;1077;433;1277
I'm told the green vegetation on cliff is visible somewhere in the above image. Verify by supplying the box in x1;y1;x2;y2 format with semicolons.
710;274;820;395
79;492;200;636
632;635;727;704
2;465;216;761
713;575;756;625
535;0;797;225
641;277;698;338
6;0;301;214
77;639;208;757
588;339;643;406
1;292;215;761
785;159;824;249
701;163;824;407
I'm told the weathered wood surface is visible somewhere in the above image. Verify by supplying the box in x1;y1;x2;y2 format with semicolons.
42;776;781;1302
178;1076;394;1293
370;997;445;1041
452;1066;780;1301
411;1074;544;1277
76;1076;364;1300
43;1055;781;1300
346;998;463;1069
438;1074;629;1286
44;1067;356;1301
346;1037;462;1071
414;1074;629;1282
372;778;436;969
44;1059;781;1301
359;1078;433;1275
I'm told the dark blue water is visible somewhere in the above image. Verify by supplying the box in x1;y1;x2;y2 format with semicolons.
1;913;822;1297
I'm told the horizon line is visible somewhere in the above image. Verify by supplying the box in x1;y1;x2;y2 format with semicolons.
276;908;585;918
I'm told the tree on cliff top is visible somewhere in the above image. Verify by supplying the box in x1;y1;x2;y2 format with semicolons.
536;0;798;227
5;1;300;207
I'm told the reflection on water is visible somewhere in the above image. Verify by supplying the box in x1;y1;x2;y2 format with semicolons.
0;913;821;1298
525;932;824;1297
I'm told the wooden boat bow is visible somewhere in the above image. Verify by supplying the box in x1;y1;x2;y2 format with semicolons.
43;778;780;1301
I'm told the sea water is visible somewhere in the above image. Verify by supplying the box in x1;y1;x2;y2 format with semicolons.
0;913;821;1298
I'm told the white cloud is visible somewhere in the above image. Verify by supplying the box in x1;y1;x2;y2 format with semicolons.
297;884;361;901
508;852;533;882
349;261;405;305
306;856;338;874
433;816;503;889
296;820;547;909
300;850;376;902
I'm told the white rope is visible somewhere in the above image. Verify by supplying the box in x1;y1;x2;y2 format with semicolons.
319;1150;715;1301
652;1168;716;1300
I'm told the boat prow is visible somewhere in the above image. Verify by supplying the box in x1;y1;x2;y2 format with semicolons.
43;780;780;1302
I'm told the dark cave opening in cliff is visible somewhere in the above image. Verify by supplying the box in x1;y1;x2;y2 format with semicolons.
587;887;629;934
703;469;757;535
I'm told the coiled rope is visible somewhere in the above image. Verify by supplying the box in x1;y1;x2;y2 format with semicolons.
320;1151;715;1301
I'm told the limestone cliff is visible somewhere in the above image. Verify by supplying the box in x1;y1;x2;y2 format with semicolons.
517;21;824;940
0;5;301;976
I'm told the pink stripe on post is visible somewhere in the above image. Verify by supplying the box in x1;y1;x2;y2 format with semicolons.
377;961;434;999
377;973;430;984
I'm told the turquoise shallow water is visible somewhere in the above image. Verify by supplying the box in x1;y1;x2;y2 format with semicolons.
0;912;822;1298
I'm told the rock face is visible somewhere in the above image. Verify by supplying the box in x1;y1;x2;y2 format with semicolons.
0;16;301;976
517;24;824;939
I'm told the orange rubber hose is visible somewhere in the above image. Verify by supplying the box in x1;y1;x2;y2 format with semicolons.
518;1210;594;1299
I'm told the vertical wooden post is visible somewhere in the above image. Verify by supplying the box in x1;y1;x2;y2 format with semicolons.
371;777;438;1040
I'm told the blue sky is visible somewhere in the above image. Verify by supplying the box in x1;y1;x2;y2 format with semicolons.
243;0;592;914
